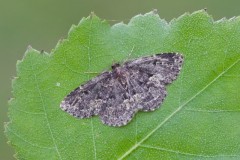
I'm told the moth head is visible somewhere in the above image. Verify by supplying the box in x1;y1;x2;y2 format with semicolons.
112;63;126;78
111;63;121;70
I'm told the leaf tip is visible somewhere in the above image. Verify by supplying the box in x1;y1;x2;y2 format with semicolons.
24;45;38;56
4;122;13;151
89;11;99;20
202;8;208;12
8;97;14;105
27;45;33;51
4;121;10;134
152;9;158;15
90;11;96;17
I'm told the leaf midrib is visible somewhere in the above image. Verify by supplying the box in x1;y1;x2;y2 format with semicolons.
118;58;240;159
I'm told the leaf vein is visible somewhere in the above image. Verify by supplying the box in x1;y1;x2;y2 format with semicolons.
140;144;240;158
87;17;97;160
30;60;63;160
14;108;45;115
6;127;55;150
185;108;240;113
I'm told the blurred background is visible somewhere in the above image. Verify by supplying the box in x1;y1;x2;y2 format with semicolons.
1;0;240;159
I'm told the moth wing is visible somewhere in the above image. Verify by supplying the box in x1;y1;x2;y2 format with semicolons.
94;77;138;127
99;97;138;127
126;53;183;84
60;71;111;118
127;69;167;112
125;53;183;111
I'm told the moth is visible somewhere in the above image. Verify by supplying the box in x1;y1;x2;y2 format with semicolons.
60;53;184;127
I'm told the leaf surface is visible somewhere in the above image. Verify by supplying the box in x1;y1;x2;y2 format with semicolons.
6;10;240;159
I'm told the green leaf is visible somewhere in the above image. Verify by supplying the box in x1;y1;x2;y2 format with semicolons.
5;10;240;159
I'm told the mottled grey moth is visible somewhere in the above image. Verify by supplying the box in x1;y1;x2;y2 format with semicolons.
60;53;184;127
